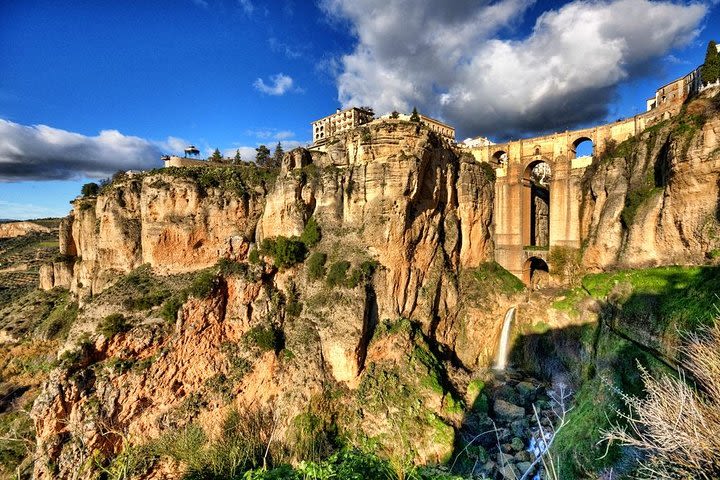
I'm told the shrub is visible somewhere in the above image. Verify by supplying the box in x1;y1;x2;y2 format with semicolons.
604;321;720;479
99;313;131;338
81;182;99;197
187;270;217;299
160;295;185;323
285;282;303;318
248;248;261;264
326;261;350;288
245;325;280;353
261;236;306;269
306;252;327;281
122;289;171;311
217;257;248;277
300;217;321;247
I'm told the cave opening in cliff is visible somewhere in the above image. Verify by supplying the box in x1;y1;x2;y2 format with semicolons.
523;160;551;248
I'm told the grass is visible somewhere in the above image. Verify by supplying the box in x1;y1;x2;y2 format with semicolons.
582;265;720;331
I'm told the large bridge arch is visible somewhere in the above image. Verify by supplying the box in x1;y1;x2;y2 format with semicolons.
522;160;551;248
523;256;549;288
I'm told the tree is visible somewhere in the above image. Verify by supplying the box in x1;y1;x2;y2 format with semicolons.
272;142;284;168
233;149;242;165
701;40;720;86
255;145;271;167
210;148;223;162
81;182;99;197
410;107;420;122
390;111;400;119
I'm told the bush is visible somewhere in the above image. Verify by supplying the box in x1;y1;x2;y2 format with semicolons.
99;313;131;338
306;252;327;281
122;289;171;311
261;236;306;269
248;248;261;264
187;270;217;299
301;217;321;247
81;182;99;197
326;261;350;288
605;322;720;479
245;325;280;353
160;295;185;323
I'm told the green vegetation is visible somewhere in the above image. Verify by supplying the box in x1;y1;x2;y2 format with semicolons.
583;265;720;332
326;261;350;288
306;252;327;281
99;313;131;338
463;262;524;304
701;40;719;85
81;182;100;197
244;325;281;353
209;148;223;162
37;294;79;340
255;144;273;168
410;107;420;122
300;217;321;247
260;236;307;269
187;269;218;299
620;172;662;227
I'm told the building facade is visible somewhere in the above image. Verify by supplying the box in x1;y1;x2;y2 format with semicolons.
311;107;374;144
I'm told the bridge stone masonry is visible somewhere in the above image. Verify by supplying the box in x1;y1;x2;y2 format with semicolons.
461;84;687;285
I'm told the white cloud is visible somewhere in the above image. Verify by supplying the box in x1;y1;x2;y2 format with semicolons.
322;0;707;138
253;73;296;95
0;119;187;181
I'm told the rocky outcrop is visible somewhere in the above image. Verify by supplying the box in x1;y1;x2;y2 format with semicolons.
0;221;52;238
41;171;265;298
581;92;720;269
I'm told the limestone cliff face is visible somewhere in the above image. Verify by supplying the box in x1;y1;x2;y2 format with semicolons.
0;221;52;238
581;92;720;269
42;172;264;299
32;121;503;478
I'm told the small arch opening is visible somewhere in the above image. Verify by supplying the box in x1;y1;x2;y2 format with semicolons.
523;257;549;288
492;150;508;166
573;137;594;159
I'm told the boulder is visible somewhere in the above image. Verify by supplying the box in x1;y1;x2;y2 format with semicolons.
493;399;525;420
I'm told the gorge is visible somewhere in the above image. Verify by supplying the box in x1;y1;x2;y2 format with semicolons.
1;86;720;480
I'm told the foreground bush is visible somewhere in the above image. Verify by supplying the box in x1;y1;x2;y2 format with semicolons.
605;321;720;479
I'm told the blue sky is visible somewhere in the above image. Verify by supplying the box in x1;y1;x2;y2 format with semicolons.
1;0;718;219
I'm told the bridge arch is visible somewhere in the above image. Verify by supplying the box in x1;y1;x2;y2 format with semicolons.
522;160;551;248
492;149;508;165
523;256;549;288
572;136;594;159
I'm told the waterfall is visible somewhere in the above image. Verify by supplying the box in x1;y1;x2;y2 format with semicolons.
494;307;516;371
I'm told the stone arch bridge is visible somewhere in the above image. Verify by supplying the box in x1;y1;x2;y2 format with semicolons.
463;109;672;285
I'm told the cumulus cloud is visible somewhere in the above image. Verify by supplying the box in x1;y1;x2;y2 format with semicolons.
0;119;186;181
253;73;296;95
322;0;707;138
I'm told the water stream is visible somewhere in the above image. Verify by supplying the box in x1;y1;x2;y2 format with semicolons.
494;306;516;371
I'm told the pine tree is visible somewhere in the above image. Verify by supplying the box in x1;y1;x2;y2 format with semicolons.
233;149;242;165
272;142;284;168
410;107;420;122
701;40;719;86
210;148;223;162
255;145;271;167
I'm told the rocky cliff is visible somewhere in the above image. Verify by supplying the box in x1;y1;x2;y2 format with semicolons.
29;120;513;479
581;91;720;269
22;90;720;480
